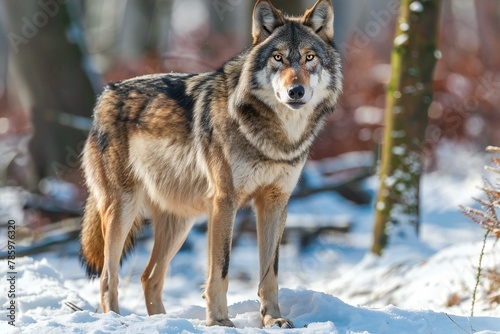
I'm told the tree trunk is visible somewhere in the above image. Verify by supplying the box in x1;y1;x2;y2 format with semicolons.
1;0;98;180
372;0;441;255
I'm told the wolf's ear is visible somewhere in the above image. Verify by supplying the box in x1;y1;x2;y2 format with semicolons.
303;0;334;43
252;0;285;45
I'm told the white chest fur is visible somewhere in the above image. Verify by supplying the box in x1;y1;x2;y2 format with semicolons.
275;104;314;143
231;155;304;196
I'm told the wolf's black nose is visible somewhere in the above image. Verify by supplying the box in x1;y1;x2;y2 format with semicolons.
288;85;305;100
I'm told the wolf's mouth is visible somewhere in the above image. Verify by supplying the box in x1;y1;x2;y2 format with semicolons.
286;102;306;110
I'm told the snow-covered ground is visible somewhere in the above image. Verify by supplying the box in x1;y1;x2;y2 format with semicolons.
1;144;500;333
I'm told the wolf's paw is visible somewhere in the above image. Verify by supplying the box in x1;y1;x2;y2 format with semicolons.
206;318;235;327
264;317;294;329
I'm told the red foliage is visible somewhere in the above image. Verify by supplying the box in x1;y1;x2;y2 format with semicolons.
312;0;500;165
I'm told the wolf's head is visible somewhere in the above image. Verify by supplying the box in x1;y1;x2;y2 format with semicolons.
243;0;341;111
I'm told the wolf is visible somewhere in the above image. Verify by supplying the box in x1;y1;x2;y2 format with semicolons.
80;0;342;328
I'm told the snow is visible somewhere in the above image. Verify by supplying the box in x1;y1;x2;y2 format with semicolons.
394;33;409;47
399;22;409;32
2;263;500;334
1;144;499;333
392;146;405;155
409;2;424;13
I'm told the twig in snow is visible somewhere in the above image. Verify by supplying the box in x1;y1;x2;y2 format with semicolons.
64;301;84;312
445;313;473;334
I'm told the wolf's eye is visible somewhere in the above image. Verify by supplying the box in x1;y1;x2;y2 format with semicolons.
306;54;316;62
273;54;283;62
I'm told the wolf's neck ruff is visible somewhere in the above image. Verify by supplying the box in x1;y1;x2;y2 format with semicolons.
229;98;324;163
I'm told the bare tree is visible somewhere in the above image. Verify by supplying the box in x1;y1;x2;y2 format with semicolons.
372;0;441;255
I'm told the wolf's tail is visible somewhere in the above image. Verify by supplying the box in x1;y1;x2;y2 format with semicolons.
79;194;141;278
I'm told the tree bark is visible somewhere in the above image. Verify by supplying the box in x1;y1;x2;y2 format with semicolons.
372;0;441;255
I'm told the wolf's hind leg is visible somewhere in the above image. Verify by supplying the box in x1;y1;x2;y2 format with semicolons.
254;187;293;329
142;211;194;315
101;195;140;314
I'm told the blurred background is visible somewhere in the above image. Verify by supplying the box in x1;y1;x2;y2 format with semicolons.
0;0;499;261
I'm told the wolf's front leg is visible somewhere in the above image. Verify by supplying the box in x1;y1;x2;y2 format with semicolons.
254;187;293;328
204;194;236;327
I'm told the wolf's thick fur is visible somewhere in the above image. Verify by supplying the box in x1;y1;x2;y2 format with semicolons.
80;0;342;328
